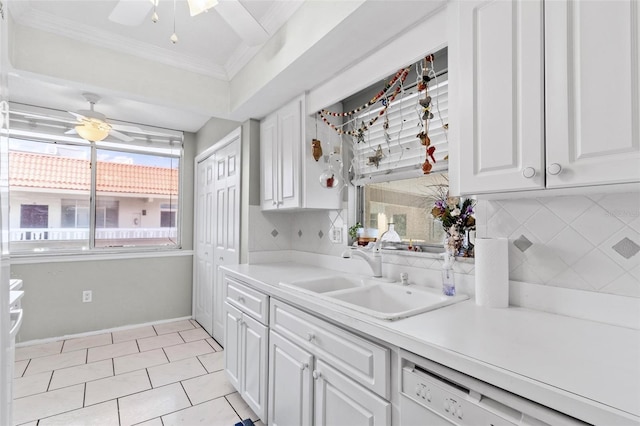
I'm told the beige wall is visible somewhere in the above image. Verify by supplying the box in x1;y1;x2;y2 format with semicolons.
12;254;193;342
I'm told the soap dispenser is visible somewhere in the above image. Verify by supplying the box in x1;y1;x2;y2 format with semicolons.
441;253;455;296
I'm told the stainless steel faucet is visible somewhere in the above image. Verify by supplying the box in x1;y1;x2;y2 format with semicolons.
342;242;382;278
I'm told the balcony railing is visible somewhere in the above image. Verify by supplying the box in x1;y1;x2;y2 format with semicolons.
10;227;177;241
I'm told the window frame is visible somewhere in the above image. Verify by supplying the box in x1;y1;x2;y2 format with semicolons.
7;108;184;257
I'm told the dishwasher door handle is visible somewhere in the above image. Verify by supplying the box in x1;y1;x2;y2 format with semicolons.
10;309;24;338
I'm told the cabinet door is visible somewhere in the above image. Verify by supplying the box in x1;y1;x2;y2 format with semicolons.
260;113;278;210
278;98;301;209
457;0;544;194
241;313;268;421
223;302;242;392
314;360;390;426
545;0;640;188
269;331;313;426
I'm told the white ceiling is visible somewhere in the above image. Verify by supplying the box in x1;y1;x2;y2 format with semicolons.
7;0;303;131
7;0;447;133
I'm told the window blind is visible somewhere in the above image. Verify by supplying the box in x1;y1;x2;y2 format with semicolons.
8;103;183;156
351;73;448;185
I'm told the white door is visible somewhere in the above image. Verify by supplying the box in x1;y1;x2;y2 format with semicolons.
260;114;278;210
224;302;242;391
278;98;301;209
212;137;241;344
269;330;313;426
241;314;269;421
545;0;640;188
457;0;545;195
314;360;390;426
193;155;216;335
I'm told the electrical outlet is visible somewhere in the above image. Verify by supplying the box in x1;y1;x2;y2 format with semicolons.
329;226;343;244
82;290;92;303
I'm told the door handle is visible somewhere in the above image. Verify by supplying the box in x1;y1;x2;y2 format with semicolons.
522;167;536;178
547;163;562;175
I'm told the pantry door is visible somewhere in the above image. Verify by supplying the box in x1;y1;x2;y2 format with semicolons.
194;154;216;335
212;132;241;345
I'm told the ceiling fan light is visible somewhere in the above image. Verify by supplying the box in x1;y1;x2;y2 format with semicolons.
76;124;109;142
187;0;218;16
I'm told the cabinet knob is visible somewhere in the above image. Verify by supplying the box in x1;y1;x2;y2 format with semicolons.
312;370;321;380
547;163;562;176
272;200;277;206
219;257;224;261
307;332;315;342
237;296;245;304
522;167;536;179
300;362;309;371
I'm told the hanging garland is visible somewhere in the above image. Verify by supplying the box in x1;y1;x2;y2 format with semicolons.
418;55;437;174
318;67;409;139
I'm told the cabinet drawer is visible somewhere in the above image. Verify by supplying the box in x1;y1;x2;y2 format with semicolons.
270;298;389;398
225;276;269;325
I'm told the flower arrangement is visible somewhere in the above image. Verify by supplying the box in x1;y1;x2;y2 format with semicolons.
431;192;476;256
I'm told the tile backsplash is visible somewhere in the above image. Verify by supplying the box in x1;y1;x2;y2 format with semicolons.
476;192;640;298
249;191;640;299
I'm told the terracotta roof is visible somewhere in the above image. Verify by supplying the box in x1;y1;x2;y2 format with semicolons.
9;152;179;195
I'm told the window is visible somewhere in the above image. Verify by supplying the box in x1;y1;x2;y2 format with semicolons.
8;104;183;254
361;174;447;246
340;48;450;250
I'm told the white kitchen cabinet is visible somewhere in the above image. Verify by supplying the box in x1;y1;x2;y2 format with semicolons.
455;0;640;195
223;278;269;422
268;299;391;426
314;360;390;426
268;330;313;426
545;0;640;189
260;95;342;210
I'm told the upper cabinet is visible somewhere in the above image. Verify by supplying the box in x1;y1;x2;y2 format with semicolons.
455;0;640;196
260;95;342;211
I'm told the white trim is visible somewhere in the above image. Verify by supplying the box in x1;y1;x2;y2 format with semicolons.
194;127;241;163
10;249;193;265
15;316;195;347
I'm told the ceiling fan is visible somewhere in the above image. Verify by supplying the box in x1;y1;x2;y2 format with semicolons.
108;0;269;46
66;93;139;142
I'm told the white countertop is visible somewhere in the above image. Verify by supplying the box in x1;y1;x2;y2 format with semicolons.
222;262;640;425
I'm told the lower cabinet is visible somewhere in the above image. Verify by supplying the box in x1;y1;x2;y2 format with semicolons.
269;330;314;426
268;299;391;426
224;301;268;421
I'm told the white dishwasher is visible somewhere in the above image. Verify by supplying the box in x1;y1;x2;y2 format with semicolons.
399;350;589;426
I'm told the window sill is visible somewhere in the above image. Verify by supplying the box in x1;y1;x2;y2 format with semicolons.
9;248;194;264
381;246;475;263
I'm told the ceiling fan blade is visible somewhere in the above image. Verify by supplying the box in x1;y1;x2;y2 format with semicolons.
109;129;135;142
216;0;269;46
109;0;153;26
68;111;87;121
65;128;78;135
110;123;144;133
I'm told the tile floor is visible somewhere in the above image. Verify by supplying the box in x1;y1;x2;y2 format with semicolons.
13;319;263;426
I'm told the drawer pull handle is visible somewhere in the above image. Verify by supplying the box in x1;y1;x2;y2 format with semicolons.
237;296;245;304
300;362;309;371
307;332;315;342
312;370;321;380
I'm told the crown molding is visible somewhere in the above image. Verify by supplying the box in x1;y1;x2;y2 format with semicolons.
225;44;260;80
11;3;230;80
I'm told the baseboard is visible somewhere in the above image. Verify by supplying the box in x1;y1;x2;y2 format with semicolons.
16;316;194;347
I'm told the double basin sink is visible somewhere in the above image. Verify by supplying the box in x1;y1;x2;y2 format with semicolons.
280;275;468;320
